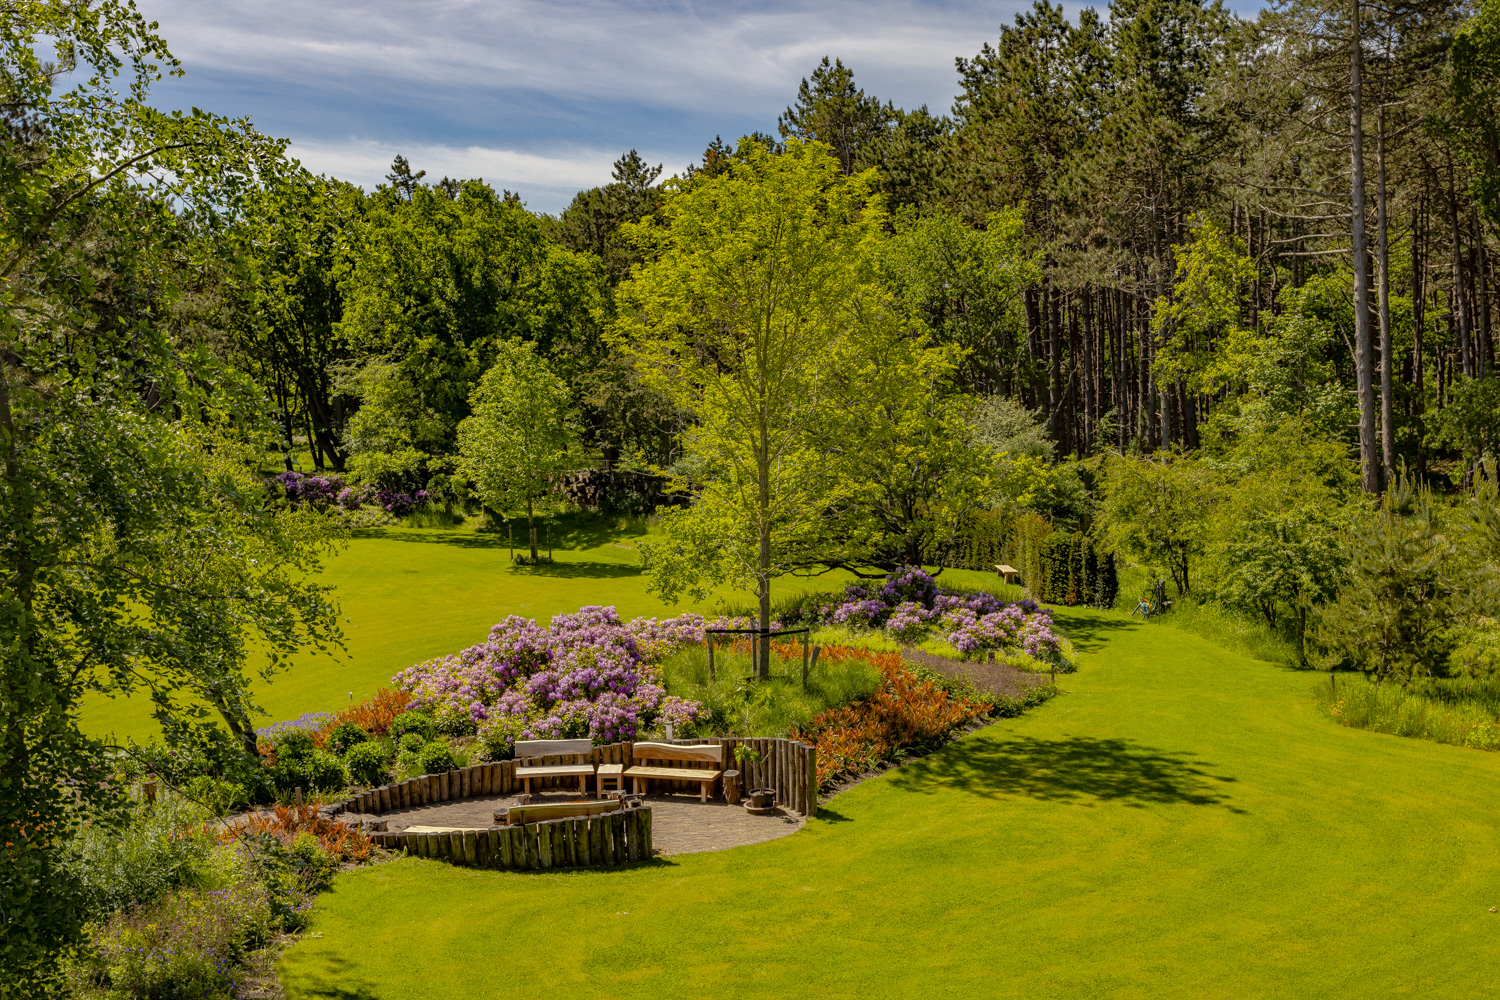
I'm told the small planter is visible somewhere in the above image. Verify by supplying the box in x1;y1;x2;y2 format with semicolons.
723;769;742;805
744;787;777;815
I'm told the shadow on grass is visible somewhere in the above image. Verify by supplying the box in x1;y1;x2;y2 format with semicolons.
811;806;852;823
1052;610;1139;653
349;528;507;549
892;735;1243;812
287;954;382;999
510;561;642;580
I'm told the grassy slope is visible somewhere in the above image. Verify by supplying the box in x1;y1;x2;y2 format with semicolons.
81;520;998;744
279;607;1500;999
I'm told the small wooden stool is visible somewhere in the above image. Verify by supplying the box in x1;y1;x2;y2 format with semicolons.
595;763;626;798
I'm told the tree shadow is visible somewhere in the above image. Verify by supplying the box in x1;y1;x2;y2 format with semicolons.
510;561;642;580
349;528;507;549
287;954;383;999
811;806;852;823
892;735;1243;812
1052;610;1140;652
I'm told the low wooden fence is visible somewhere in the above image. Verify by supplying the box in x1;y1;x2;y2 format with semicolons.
332;736;817;817
368;807;652;870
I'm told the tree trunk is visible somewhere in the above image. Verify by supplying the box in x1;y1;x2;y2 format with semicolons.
1349;0;1381;494
1375;101;1396;487
526;496;538;561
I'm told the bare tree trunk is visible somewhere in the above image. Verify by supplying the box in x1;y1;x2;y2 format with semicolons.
526;496;538;560
1447;160;1474;378
1376;101;1396;487
1349;0;1381;493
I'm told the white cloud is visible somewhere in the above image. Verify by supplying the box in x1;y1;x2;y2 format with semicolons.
286;137;655;211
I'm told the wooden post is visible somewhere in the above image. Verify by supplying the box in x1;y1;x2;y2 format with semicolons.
463;830;478;866
802;632;809;689
707;635;715;679
641;807;653;857
538;822;553;868
724;769;742;805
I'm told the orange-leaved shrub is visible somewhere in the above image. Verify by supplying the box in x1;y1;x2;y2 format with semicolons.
331;687;412;737
790;647;992;790
226;800;373;863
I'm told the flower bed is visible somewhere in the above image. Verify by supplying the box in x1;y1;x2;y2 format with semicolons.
392;606;708;750
777;566;1074;668
790;646;1001;791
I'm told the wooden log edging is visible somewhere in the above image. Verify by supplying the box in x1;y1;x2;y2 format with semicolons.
328;737;817;819
367;806;654;870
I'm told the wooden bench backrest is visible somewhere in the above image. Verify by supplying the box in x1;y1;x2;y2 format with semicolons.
500;800;620;825
631;742;724;765
514;739;593;761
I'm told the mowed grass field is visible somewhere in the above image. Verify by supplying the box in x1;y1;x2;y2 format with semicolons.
279;606;1500;999
79;518;992;744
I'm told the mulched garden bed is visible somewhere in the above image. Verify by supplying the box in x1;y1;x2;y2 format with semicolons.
900;648;1056;700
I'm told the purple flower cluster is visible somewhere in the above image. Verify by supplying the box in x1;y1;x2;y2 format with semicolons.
272;471;344;508
256;712;335;739
270;472;427;515
780;566;1054;653
392;606;706;745
947;605;1062;660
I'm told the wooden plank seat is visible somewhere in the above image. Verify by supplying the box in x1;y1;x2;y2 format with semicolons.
624;742;724;803
514;739;595;797
496;799;621;826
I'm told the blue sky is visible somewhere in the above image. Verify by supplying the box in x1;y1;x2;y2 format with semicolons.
135;1;1253;214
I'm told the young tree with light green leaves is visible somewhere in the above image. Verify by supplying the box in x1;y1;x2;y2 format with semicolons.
457;340;576;561
1100;452;1219;597
613;138;887;679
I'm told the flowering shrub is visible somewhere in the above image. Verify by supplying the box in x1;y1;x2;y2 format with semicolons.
392;605;706;745
270;472;429;516
66;882;275;1000
779;567;1059;663
947;605;1062;661
790;647;994;790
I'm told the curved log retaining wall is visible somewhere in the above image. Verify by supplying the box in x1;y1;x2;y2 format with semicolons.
368;807;652;870
333;736;816;818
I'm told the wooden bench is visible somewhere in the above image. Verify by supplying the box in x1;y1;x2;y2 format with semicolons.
496;799;622;826
624;742;723;803
515;739;595;798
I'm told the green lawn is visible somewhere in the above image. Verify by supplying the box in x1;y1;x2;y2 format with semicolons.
80;519;1003;744
279;606;1500;999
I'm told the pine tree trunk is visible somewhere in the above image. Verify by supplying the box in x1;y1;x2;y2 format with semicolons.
1376;101;1396;487
1349;0;1381;494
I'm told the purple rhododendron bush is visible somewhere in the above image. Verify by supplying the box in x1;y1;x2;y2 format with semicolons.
393;606;712;754
780;567;1078;672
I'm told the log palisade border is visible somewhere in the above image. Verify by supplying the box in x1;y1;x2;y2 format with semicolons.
368;807;654;870
327;737;815;871
329;737;817;819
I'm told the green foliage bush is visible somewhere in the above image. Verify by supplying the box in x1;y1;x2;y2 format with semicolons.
324;722;370;756
343;742;389;786
62;795;213;922
398;732;427;754
271;729;317;763
287;832;340;893
433;706;478;737
271;749;347;795
389;710;435;743
63;880;275;1000
417;741;458;775
477;716;529;761
1035;531;1117;608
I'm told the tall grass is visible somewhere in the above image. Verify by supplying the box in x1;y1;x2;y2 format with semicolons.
1113;561;1300;667
658;645;880;737
1312;673;1500;751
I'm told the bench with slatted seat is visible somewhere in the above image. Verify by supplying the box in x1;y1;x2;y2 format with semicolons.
624;742;723;803
495;799;622;826
514;739;595;798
